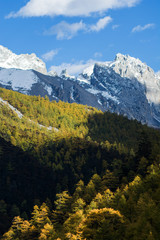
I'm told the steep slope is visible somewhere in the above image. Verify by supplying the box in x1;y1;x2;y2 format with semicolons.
111;53;160;106
74;54;160;128
0;96;55;131
1;88;160;237
76;59;160;128
0;67;102;110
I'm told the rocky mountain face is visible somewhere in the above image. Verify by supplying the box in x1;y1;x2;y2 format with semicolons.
75;54;160;127
0;45;160;128
0;67;102;110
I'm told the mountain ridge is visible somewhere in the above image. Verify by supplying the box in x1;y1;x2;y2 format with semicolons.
0;45;160;128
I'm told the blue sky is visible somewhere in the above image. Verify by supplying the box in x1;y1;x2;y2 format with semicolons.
0;0;160;75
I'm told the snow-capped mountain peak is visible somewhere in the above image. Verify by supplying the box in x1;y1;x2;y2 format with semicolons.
0;47;160;129
76;53;160;105
109;53;159;104
0;45;47;74
48;70;58;77
60;69;75;80
82;64;95;77
112;53;155;81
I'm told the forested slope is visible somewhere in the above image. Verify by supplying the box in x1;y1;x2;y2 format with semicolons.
3;165;160;240
0;87;160;239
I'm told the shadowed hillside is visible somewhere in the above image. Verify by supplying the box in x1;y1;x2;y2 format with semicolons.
0;87;160;238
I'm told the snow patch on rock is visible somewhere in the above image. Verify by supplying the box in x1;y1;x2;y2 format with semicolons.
0;97;23;118
44;84;52;95
0;68;39;94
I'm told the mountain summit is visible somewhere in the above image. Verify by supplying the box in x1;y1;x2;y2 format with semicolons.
0;45;47;74
78;53;160;105
0;46;160;128
75;55;160;127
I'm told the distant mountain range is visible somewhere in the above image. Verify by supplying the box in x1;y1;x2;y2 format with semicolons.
0;45;160;128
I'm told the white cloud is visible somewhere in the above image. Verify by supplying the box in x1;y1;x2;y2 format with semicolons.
94;52;102;58
112;24;119;30
42;49;59;61
45;17;112;40
156;71;160;77
6;0;140;18
108;43;114;48
50;59;97;76
89;16;112;32
132;23;155;33
44;21;86;40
